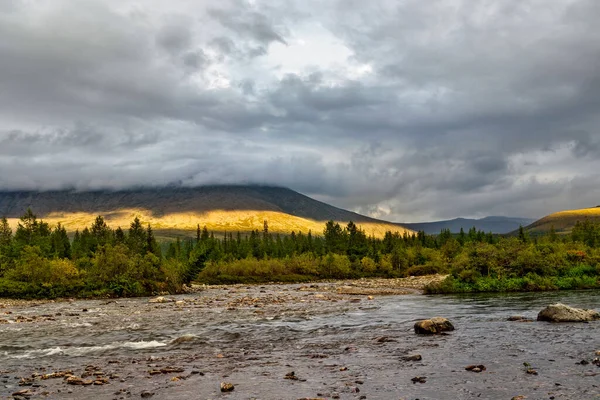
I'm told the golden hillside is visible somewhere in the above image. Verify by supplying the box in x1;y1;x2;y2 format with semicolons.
1;186;413;238
525;207;600;234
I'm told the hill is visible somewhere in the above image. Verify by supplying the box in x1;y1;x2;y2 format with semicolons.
0;186;413;238
523;207;600;234
400;216;535;234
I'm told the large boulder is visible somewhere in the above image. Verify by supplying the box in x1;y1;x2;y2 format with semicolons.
414;317;455;334
537;303;600;322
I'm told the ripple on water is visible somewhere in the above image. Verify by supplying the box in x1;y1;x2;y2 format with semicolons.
4;340;168;359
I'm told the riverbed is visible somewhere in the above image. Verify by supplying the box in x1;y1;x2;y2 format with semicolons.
1;283;599;400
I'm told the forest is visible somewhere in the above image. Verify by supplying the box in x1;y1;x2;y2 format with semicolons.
0;209;599;298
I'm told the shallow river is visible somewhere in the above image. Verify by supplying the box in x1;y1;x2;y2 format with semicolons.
1;284;599;400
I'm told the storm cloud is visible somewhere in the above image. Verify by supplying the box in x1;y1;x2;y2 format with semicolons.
1;0;599;222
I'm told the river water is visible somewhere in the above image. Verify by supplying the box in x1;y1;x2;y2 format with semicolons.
1;284;599;400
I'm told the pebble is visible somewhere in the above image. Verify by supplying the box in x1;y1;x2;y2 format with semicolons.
220;382;234;392
465;364;486;372
507;316;533;322
465;365;486;372
525;368;538;375
284;371;298;380
11;389;33;398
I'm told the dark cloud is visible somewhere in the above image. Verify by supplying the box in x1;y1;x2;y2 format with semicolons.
208;4;288;46
0;0;598;222
156;22;193;54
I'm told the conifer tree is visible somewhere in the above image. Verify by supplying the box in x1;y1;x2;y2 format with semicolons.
50;223;71;259
127;217;147;255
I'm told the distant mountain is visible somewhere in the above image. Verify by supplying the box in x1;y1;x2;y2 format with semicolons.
0;185;413;238
523;206;600;234
400;216;535;234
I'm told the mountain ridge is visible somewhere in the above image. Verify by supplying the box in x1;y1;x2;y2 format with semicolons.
0;185;414;238
400;216;535;234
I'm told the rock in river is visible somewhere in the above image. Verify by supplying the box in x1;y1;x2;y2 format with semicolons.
220;382;235;392
148;296;174;303
537;303;600;322
414;317;455;334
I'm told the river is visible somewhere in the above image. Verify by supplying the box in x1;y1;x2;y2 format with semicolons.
1;284;599;399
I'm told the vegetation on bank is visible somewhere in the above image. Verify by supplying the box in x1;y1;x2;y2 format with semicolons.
425;222;600;293
1;209;599;298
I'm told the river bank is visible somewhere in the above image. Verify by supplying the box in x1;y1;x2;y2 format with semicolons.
1;282;599;399
0;274;448;306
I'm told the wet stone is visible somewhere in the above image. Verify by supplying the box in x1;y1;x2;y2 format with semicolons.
220;382;234;392
465;365;486;373
414;317;454;334
507;316;533;322
284;371;298;380
403;354;422;362
525;368;538;375
12;389;33;398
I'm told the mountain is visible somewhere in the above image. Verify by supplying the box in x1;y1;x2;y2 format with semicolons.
524;206;600;234
400;216;535;234
0;185;413;238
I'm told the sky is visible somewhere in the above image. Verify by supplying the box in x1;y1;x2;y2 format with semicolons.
1;0;599;222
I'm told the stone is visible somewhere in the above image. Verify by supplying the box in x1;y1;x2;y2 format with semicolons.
507;316;533;322
148;296;174;304
220;382;234;392
140;390;155;398
160;367;184;374
414;317;455;334
537;303;600;322
284;371;298;380
12;389;33;398
66;376;93;385
41;371;72;380
465;365;486;372
411;376;426;384
525;368;538;375
403;354;422;361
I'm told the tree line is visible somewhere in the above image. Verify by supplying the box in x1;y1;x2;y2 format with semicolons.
0;209;599;297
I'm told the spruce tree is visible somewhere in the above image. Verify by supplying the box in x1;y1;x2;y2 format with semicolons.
0;217;12;248
127;217;147;255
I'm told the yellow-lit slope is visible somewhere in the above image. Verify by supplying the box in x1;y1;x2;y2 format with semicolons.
525;207;600;234
7;208;412;239
0;186;415;238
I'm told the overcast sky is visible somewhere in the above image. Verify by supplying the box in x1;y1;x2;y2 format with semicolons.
1;0;599;222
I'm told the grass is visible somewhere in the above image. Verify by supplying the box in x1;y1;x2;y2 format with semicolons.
527;207;600;234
